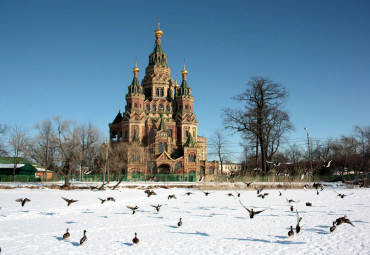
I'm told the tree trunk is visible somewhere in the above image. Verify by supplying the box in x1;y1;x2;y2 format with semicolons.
64;175;71;188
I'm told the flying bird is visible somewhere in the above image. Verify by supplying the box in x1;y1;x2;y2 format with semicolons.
266;161;293;167
168;194;177;200
61;197;78;206
255;187;264;194
98;198;106;204
127;206;139;214
257;193;269;199
239;200;269;218
107;197;116;202
320;156;333;168
333;189;354;199
286;198;300;204
185;192;194;196
335;216;354;227
202;191;211;196
15;198;31;207
151;204;162;212
243;180;256;187
226;193;234;197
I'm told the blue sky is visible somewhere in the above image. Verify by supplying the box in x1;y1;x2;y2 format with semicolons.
1;1;369;161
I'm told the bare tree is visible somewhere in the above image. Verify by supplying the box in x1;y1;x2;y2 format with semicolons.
76;122;102;181
8;124;30;180
52;116;81;188
27;119;55;181
223;77;293;174
0;123;9;156
208;129;231;175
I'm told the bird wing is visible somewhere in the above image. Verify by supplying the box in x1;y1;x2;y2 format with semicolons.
127;206;135;210
254;206;270;214
257;194;263;197
239;200;251;213
70;199;78;203
61;197;69;202
24;198;31;202
15;198;23;202
264;193;269;196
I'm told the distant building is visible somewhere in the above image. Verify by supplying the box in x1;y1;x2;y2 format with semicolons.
0;157;53;180
109;23;218;176
219;161;243;175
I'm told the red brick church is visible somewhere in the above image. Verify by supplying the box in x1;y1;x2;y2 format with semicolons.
109;22;218;177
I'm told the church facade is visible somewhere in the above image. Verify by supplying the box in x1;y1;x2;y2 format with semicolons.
109;23;218;177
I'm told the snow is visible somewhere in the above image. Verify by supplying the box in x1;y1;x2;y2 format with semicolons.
0;183;369;255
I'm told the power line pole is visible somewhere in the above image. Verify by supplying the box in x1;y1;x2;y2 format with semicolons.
304;128;313;174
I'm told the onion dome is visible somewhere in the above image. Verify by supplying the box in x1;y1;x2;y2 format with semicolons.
128;60;143;93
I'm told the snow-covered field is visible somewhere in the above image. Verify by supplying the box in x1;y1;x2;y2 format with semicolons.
0;183;369;255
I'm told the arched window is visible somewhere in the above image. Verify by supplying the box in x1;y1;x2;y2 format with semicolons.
186;130;189;137
164;142;168;152
188;154;196;162
158;104;163;111
161;88;164;97
166;105;170;111
156;88;160;97
185;105;188;110
208;167;214;175
134;103;138;108
146;104;150;111
152;105;156;112
175;162;182;170
159;142;163;153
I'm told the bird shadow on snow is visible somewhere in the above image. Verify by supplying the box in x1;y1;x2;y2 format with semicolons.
40;212;57;216
53;236;63;241
148;216;164;219
305;228;328;235
122;242;133;246
170;231;210;237
65;221;78;224
70;242;80;247
99;215;108;218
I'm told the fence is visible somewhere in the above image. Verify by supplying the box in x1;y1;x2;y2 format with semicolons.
0;173;198;183
0;173;367;183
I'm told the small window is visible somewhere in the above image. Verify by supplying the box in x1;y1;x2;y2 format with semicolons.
146;104;150;111
134;103;138;108
152;105;156;111
159;104;163;111
185;105;188;110
166;105;170;111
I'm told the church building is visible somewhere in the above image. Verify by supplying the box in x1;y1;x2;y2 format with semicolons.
109;23;218;177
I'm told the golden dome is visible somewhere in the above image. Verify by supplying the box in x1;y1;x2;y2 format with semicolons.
155;29;163;37
181;64;188;75
155;19;163;37
133;60;139;73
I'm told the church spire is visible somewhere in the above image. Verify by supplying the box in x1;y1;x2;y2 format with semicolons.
130;58;140;87
178;61;191;96
128;59;142;93
149;19;167;67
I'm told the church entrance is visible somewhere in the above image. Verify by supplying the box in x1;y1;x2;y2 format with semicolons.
158;164;170;174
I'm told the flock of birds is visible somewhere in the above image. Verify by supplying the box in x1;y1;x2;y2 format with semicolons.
12;178;359;247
